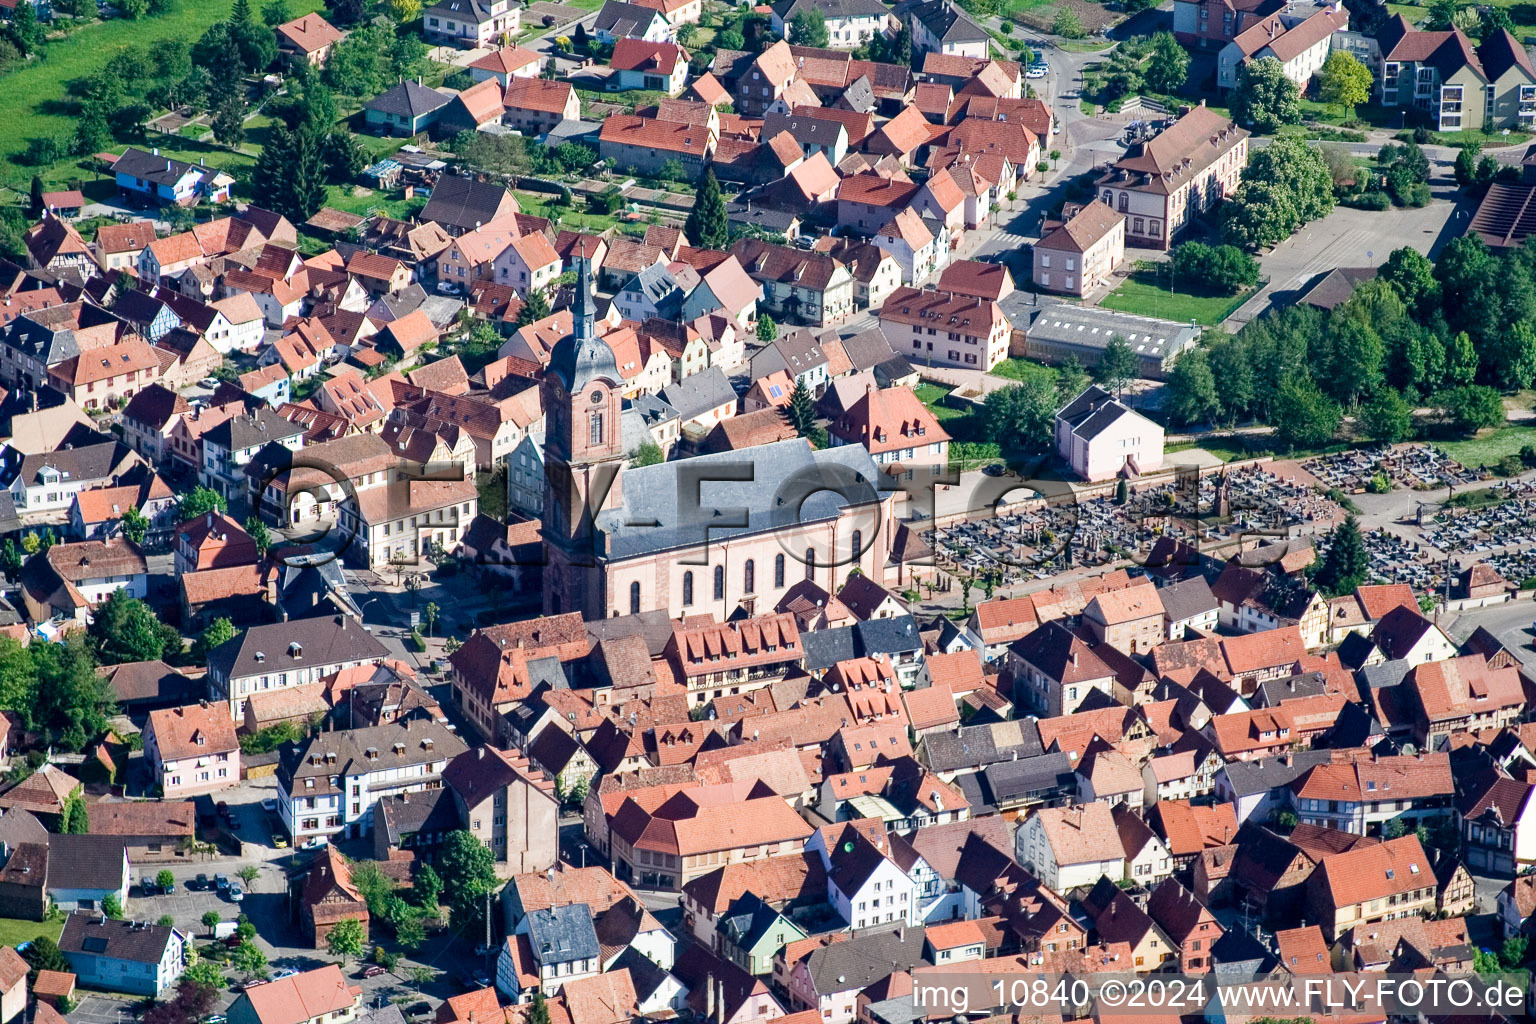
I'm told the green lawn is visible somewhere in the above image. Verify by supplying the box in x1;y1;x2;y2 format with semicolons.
1099;274;1252;326
0;917;62;950
0;0;325;190
323;185;426;220
987;358;1057;387
513;190;625;234
1434;425;1536;467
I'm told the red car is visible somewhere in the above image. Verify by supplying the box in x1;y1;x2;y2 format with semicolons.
361;966;387;978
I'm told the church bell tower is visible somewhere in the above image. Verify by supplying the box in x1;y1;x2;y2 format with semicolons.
541;256;624;617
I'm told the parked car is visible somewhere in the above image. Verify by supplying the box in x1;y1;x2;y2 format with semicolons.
202;1015;227;1024
271;969;298;980
272;833;288;849
227;885;244;903
194;873;209;891
300;837;328;850
361;965;387;979
198;378;220;390
215;874;230;891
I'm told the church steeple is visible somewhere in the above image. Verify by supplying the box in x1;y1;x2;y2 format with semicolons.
573;253;594;344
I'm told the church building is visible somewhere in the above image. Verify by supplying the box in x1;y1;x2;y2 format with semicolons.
541;259;898;620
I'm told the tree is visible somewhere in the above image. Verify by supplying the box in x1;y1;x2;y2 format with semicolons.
183;959;225;992
1272;375;1341;449
157;869;176;891
983;378;1057;460
1317;51;1372;118
717;27;744;49
237;865;260;886
1094;336;1139;397
629;441;663;467
178;487;227;522
1445;330;1478;388
387;0;420;20
102;893;124;920
90;590;182;665
790;7;828;46
1485;319;1536;391
528;992;552;1024
757;314;778;342
195;617;236;663
232;941;268;979
1437;384;1505;434
21;937;69;985
1425;0;1462;30
1055;357;1089;403
28;178;44;219
1231;56;1300;131
201;910;223;935
252;122;327;222
1164;349;1220;426
787;377;817;437
61;788;89;833
439;830;500;932
1323;318;1384;407
1379;246;1439;318
1222;136;1334;250
1144;32;1188;93
1169;242;1258;295
515;287;551;326
422;601;441;638
1358;388;1412;443
415;864;442;910
1314;515;1368;596
890;19;911;65
242;516;271;557
210;90;247;147
1481;5;1513;35
394;913;426;951
73;105;112;159
120;506;149;545
1051;7;1084;37
685;168;729;250
326;918;366;961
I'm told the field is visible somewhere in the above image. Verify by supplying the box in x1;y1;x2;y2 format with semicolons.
1434;425;1536;467
1098;273;1252;326
0;916;62;950
987;358;1057;387
0;0;326;189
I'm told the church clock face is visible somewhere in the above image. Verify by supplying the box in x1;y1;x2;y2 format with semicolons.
590;390;604;405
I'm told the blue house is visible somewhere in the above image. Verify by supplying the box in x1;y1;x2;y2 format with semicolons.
59;912;185;996
364;81;453;137
46;835;129;913
112;148;233;207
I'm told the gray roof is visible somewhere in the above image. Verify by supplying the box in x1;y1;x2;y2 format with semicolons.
594;438;883;560
751;327;837;380
209;616;389;682
1054;385;1147;443
421;174;514;232
763;113;848;148
659;366;735;421
204;407;305;453
907;0;987;42
60;912;176;964
1217;750;1333;797
1360;658;1411;690
1;307;119;369
919;719;1043;774
720;892;789;948
278;718;468;797
855;615;922;656
366;81;454;119
1018;303;1198;366
112;148;222;189
424;0;518;24
1157;576;1218;624
982;751;1074;803
47;836;127;892
804;925;927;993
593;0;665;35
527;903;601;965
771;0;888;17
800;625;858;671
13;440;129;488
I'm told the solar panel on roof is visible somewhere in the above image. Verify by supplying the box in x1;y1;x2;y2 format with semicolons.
83;937;108;952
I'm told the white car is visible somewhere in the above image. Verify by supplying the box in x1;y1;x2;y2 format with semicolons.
1025;65;1048;79
198;377;220;389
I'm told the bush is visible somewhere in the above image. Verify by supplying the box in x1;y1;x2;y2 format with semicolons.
1399;182;1431;207
23;137;62;166
1366;471;1391;494
1346;191;1391;210
410;629;426;653
1496;454;1523;477
1520;444;1536;467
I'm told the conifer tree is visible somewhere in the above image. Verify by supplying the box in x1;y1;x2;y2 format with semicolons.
685;168;729;249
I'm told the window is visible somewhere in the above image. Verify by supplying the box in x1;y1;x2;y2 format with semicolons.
713;564;725;600
774;553;785;588
682;571;694;606
744;559;755;594
589;411;604;447
630;581;641;614
805;547;815;580
851;529;862;563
